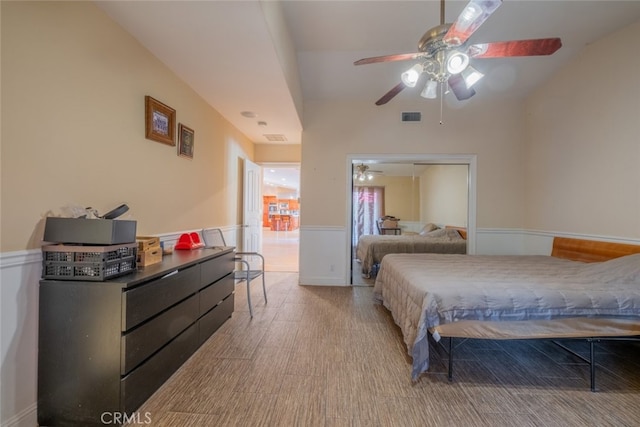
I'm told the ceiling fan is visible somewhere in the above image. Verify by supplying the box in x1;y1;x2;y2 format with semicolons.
353;164;383;182
354;0;562;105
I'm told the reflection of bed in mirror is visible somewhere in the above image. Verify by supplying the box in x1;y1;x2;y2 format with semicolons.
356;225;467;278
373;237;640;390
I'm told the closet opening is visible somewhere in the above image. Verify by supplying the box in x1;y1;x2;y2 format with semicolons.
347;155;477;285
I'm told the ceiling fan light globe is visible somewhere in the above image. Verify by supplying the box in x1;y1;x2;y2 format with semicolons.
461;65;484;89
420;80;438;99
446;51;470;75
401;64;423;88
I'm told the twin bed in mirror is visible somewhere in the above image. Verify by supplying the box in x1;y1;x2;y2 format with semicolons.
355;224;467;277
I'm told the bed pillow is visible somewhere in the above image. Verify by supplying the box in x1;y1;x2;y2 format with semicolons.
420;228;462;240
418;223;439;236
423;228;448;238
578;253;640;284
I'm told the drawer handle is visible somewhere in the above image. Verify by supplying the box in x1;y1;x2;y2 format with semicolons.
161;270;179;279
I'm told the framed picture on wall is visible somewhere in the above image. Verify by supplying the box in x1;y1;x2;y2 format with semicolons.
178;123;195;159
145;96;176;146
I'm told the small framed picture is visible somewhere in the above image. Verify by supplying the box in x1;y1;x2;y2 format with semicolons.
145;96;176;146
178;123;195;159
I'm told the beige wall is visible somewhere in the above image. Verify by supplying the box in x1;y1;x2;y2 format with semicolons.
420;165;468;227
254;143;301;163
2;5;635;251
524;20;640;238
300;98;526;229
381;176;420;221
355;175;420;221
1;1;255;252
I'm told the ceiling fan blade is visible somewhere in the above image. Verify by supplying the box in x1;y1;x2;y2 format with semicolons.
448;74;476;101
467;38;562;58
375;82;406;106
354;53;425;66
443;0;502;46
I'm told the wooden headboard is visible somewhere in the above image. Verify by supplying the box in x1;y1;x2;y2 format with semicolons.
445;226;467;240
551;237;640;263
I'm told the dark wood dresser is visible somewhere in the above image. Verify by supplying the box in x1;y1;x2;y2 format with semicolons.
38;247;235;426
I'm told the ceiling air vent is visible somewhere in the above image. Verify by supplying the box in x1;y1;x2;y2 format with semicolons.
263;134;287;142
401;112;422;123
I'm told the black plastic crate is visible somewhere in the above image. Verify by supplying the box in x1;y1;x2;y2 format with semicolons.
42;243;137;281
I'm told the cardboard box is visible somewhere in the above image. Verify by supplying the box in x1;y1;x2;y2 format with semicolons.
137;247;162;267
136;236;160;252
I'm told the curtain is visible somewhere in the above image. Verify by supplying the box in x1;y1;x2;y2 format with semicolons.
352;186;384;248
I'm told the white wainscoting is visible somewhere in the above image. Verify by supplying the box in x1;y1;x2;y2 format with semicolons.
299;226;350;286
397;221;422;234
476;228;640;256
156;225;241;251
476;228;530;255
1;250;41;427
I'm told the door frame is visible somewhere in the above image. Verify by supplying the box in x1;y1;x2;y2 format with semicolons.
345;153;477;284
258;161;301;231
243;158;263;253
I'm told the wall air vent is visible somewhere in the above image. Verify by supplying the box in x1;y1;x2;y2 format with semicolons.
263;134;287;142
401;112;422;122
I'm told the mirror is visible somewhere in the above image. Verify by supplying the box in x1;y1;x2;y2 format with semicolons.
351;160;469;284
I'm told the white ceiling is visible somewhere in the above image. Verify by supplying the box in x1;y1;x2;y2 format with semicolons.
263;165;301;192
97;0;640;146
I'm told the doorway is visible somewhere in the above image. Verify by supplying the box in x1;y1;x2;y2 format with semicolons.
261;163;300;272
347;155;477;285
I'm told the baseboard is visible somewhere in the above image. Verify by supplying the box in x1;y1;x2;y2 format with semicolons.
298;275;350;286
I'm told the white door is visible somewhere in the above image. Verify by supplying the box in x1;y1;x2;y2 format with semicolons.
243;158;262;253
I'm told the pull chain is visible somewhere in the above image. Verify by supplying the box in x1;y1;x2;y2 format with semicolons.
439;83;444;125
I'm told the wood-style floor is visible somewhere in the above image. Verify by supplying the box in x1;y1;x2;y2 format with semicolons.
129;236;640;426
263;229;299;273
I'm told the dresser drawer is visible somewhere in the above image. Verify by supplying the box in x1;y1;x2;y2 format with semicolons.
199;294;234;345
121;323;198;414
199;273;234;316
121;294;198;375
200;252;234;287
122;265;200;331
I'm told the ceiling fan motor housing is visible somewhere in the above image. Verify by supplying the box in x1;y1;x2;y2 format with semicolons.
417;24;453;55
